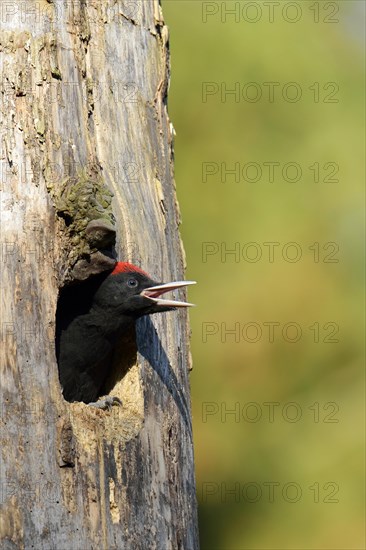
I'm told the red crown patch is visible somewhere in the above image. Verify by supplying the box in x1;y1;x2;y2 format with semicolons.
111;262;149;278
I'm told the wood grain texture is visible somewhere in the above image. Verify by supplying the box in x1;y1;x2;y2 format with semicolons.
0;2;198;548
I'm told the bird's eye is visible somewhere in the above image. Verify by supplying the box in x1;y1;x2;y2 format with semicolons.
127;278;138;288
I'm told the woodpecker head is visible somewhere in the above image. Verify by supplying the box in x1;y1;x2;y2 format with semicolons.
91;262;196;318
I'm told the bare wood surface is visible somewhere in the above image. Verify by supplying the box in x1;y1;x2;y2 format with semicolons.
0;2;198;548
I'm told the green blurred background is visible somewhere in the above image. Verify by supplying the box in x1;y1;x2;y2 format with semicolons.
163;1;365;549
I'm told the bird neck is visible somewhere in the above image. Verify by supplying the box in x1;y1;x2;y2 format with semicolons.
90;305;135;334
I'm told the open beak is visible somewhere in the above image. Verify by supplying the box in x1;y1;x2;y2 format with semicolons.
140;281;196;308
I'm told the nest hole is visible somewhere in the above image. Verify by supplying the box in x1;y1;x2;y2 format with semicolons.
55;273;137;404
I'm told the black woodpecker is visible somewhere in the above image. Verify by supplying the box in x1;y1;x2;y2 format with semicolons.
56;262;195;409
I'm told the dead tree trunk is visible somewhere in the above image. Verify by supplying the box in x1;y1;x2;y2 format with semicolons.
0;2;198;549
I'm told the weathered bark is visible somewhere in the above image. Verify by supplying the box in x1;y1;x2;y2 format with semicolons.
0;2;198;549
